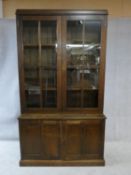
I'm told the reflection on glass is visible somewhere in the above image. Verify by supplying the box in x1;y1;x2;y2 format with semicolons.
67;69;81;89
66;20;101;108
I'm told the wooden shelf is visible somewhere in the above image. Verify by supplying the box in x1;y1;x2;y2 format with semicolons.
25;67;39;70
67;87;98;91
25;87;56;92
67;65;99;70
42;87;56;91
24;66;56;70
40;66;56;70
24;44;56;48
41;44;56;48
24;44;39;47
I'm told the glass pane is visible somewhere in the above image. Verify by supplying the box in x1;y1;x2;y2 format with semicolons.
24;47;40;107
84;21;101;43
83;69;99;89
24;73;40;108
41;20;57;108
66;20;101;108
67;69;82;89
67;20;83;44
23;21;38;45
41;21;56;45
84;90;98;107
41;69;56;89
43;90;56;107
66;20;83;108
67;90;81;107
25;86;40;108
41;48;56;67
24;47;39;68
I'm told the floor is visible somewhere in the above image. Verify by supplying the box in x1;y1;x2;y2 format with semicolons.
0;140;131;175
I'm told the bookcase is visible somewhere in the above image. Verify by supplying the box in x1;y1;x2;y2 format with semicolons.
16;9;108;166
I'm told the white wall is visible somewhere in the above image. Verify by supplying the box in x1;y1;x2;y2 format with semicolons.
0;0;3;18
0;18;131;141
104;18;131;141
0;19;20;140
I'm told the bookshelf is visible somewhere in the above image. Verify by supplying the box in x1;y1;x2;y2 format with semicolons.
16;10;108;166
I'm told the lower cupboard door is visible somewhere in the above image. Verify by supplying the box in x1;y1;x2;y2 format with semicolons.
63;121;83;160
20;120;41;160
41;121;61;160
83;120;105;159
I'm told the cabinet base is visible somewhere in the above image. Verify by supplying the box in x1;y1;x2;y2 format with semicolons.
20;159;105;166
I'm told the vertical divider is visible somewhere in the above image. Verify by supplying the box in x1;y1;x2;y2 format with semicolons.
98;18;107;112
81;20;85;108
38;21;43;109
17;16;26;112
61;16;67;110
57;16;62;111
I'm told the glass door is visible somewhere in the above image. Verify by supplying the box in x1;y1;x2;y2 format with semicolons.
41;20;57;108
23;20;40;108
22;17;61;111
62;17;102;110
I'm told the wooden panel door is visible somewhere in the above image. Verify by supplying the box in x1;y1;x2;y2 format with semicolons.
19;120;41;159
83;120;105;159
63;120;83;160
41;120;61;160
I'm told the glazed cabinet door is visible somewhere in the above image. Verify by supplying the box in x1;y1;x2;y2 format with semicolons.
41;120;61;160
19;16;61;112
62;15;106;112
19;120;41;159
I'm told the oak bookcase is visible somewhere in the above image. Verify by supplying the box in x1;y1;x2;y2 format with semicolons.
16;9;108;166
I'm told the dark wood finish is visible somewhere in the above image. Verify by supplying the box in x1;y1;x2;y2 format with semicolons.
16;10;108;166
41;120;61;159
20;159;105;166
99;16;108;111
16;9;108;16
63;120;82;160
19;120;41;160
19;116;105;165
83;120;105;159
16;15;26;112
